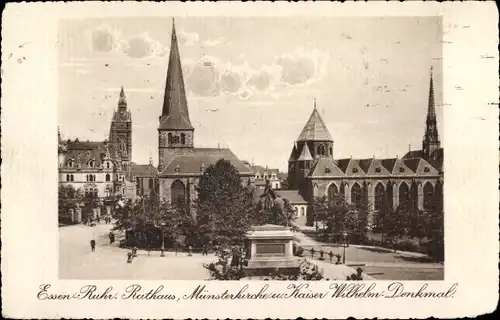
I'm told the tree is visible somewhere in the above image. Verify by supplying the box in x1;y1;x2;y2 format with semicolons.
421;190;444;261
385;200;412;252
312;196;328;229
195;159;255;248
58;185;81;224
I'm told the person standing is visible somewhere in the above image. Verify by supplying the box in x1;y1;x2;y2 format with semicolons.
90;239;96;252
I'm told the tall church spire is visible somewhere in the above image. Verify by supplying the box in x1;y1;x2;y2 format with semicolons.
159;18;193;130
118;86;127;109
422;67;440;159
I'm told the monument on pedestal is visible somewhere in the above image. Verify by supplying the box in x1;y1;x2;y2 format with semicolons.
244;224;300;276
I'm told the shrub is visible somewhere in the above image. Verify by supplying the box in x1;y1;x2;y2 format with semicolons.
204;247;245;280
346;267;364;281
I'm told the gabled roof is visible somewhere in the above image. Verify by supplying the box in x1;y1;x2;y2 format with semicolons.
364;158;391;175
159;148;254;176
403;158;439;175
275;190;308;204
159;20;194;131
297;143;313;161
308;158;345;177
358;159;374;173
336;158;366;176
297;108;333;141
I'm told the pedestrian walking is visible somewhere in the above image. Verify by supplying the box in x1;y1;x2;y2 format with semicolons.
328;250;333;263
90;239;96;252
202;244;208;256
188;245;192;256
310;247;315;258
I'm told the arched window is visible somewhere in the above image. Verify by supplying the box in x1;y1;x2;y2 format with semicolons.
411;183;419;210
434;182;443;211
300;207;305;216
317;145;326;156
171;180;186;206
351;182;363;208
106;161;110;169
88;160;95;168
67;160;73;168
423;182;434;210
105;174;110;182
327;183;338;204
70;174;74;182
374;182;386;210
181;133;186;145
386;183;394;209
329;146;333;156
93;188;98;197
66;174;70;182
168;133;172;145
148;178;154;189
399;182;410;206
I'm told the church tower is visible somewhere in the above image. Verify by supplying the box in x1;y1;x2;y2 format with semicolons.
158;19;194;173
109;86;132;165
288;99;333;191
422;68;440;162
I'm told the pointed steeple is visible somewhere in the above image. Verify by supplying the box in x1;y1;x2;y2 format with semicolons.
288;143;299;161
297;105;333;141
159;19;194;130
118;86;127;109
297;143;313;161
422;67;440;159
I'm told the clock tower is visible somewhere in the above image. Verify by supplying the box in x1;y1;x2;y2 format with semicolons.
109;86;132;163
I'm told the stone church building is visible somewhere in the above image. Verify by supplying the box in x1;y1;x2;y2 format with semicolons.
156;21;254;206
287;72;444;217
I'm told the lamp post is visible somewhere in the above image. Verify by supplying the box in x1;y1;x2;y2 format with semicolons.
160;222;166;257
342;230;348;264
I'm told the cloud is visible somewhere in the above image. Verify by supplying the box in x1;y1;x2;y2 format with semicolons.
122;33;166;58
183;58;221;97
176;30;199;46
275;47;329;87
87;24;123;54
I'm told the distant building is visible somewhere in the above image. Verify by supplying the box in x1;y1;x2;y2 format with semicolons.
287;73;444;225
129;158;159;198
250;165;281;190
157;21;254;206
275;190;308;225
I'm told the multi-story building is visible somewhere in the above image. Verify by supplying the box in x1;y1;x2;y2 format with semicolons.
250;165;281;190
286;72;443;225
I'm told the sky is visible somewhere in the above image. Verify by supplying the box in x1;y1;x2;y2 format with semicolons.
58;17;443;172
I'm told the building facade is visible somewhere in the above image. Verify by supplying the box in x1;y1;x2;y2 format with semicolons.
286;72;444;219
157;21;254;206
250;165;281;190
58;87;139;219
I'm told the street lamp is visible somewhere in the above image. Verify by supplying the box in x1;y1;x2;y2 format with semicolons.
160;222;166;257
342;230;348;264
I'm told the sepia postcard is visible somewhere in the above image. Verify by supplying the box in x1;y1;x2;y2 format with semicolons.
1;1;498;319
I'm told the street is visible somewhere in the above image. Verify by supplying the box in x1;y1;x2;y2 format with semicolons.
59;223;443;280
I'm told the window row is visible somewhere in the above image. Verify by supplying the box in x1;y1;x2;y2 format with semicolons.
64;174;112;182
65;160;113;168
255;174;278;180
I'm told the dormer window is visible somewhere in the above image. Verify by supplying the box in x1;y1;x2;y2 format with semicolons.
375;167;381;173
264;174;268;180
106;161;111;169
325;168;331;174
174;164;180;173
424;167;430;172
271;174;277;179
399;167;405;173
88;160;95;168
256;174;261;179
352;168;358;173
67;160;74;168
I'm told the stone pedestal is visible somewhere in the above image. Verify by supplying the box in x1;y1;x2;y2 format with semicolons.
75;207;82;223
244;224;300;276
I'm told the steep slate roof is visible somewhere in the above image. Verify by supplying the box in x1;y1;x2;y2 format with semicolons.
381;158;398;173
129;163;158;178
160;148;254;176
335;158;366;176
275;190;308;204
358;159;374;173
297;109;333;141
64;140;109;167
308;158;345;177
250;165;279;175
288;144;300;161
159;20;194;131
364;158;391;175
297;143;313;161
